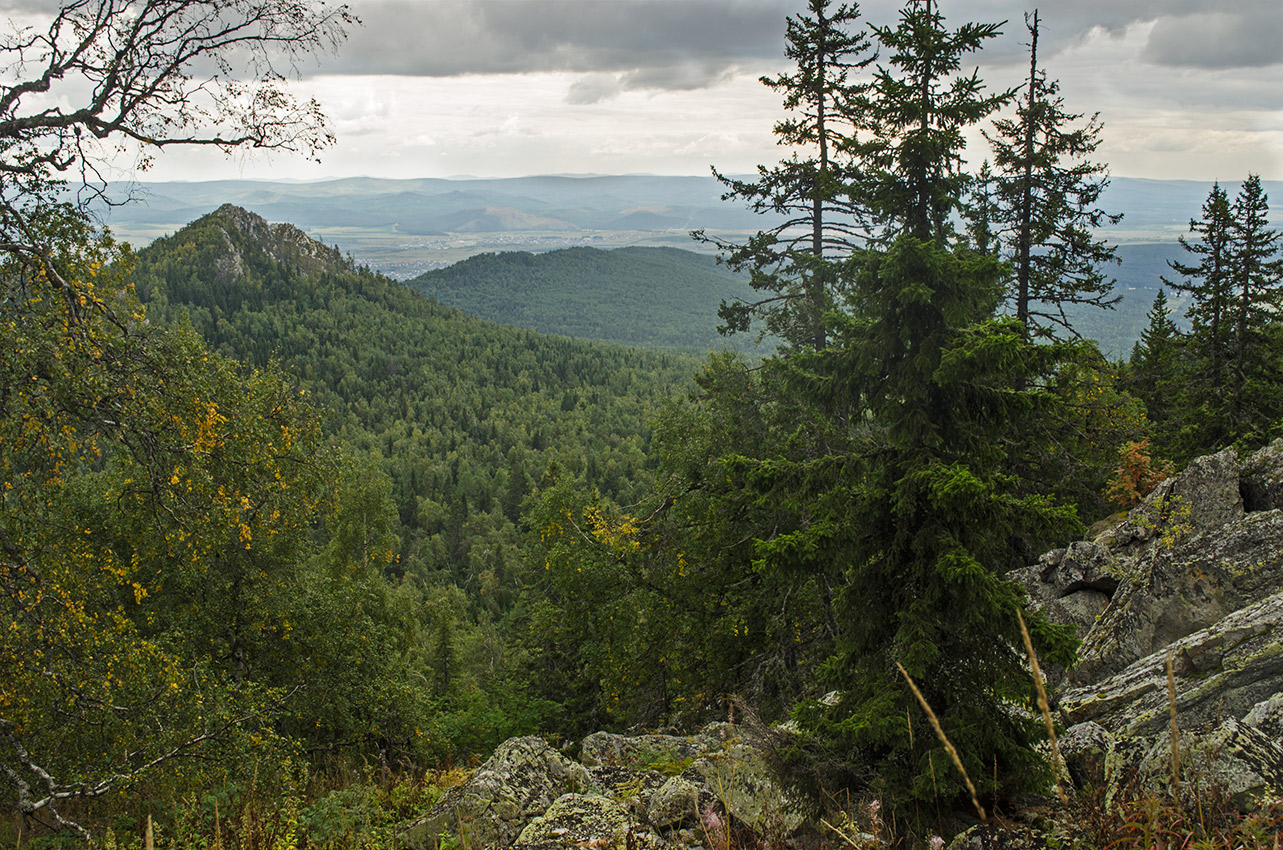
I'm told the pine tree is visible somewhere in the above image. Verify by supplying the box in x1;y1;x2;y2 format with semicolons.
697;0;876;350
1163;183;1235;395
1226;175;1283;440
855;0;1007;240
760;0;1078;812
1158;180;1283;455
977;11;1122;339
1127;288;1183;441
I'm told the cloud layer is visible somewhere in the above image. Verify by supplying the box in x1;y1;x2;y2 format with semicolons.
332;0;790;90
330;0;1282;86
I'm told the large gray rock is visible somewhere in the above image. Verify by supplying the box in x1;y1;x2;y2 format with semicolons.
1133;717;1283;806
687;743;804;834
512;793;663;850
1008;446;1283;809
398;737;596;850
1009;540;1123;638
1010;446;1283;687
1105;449;1244;550
579;730;718;770
1070;511;1283;685
1240;439;1283;511
1060;591;1283;738
1057;721;1113;789
646;776;709;829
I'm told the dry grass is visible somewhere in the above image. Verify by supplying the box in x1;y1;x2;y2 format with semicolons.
1017;610;1068;805
896;662;986;823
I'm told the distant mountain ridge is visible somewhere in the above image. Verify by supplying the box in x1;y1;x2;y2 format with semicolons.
97;174;1282;253
408;245;768;355
100;176;1281;356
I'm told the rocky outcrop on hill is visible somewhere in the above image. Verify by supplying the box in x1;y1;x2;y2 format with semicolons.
203;204;350;283
1011;441;1283;806
397;726;801;850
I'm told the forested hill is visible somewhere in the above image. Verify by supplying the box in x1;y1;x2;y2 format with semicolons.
407;246;769;354
130;205;696;604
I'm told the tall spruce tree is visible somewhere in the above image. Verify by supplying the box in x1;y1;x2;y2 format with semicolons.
1151;177;1283;458
854;0;1007;240
1161;183;1237;452
1127;288;1182;431
1226;175;1283;440
697;0;875;351
759;0;1079;814
1163;184;1234;383
976;10;1121;339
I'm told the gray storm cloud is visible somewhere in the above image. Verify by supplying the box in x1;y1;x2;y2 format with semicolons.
332;0;792;84
5;0;1274;87
330;0;1279;83
1142;5;1283;69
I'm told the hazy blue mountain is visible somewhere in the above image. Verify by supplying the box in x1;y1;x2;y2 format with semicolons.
96;174;1280;248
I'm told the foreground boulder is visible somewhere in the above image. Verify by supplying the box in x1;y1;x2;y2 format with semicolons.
398;737;595;850
398;725;801;850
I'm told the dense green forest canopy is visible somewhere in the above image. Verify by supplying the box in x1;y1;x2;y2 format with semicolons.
408;246;770;354
131;204;696;602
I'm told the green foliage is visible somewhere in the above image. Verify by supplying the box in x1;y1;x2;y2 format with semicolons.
785;239;1080;810
521;353;843;732
409;246;765;354
1;207;427;834
1136;176;1283;462
668;0;1084;818
854;1;1007;240
131;207;694;601
697;0;875;351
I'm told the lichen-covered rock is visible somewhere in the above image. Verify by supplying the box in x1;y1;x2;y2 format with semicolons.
579;731;715;770
398;737;596;850
1058;721;1113;789
1008;541;1121;639
1242;692;1283;736
646;776;708;829
689;744;803;834
1133;718;1283;807
1060;591;1283;738
1011;449;1267;682
512;793;663;850
1109;449;1244;549
1068;503;1283;685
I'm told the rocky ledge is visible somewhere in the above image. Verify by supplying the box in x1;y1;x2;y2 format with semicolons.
1010;441;1283;807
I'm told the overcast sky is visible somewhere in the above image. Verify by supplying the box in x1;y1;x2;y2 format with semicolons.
22;0;1283;182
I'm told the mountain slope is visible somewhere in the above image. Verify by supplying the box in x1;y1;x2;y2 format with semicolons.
130;205;697;594
407;245;768;354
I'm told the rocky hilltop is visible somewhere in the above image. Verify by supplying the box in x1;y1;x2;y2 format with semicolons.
396;444;1283;849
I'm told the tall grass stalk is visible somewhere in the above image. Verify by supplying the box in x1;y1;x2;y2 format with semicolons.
1167;649;1181;790
1018;610;1069;804
897;662;986;822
